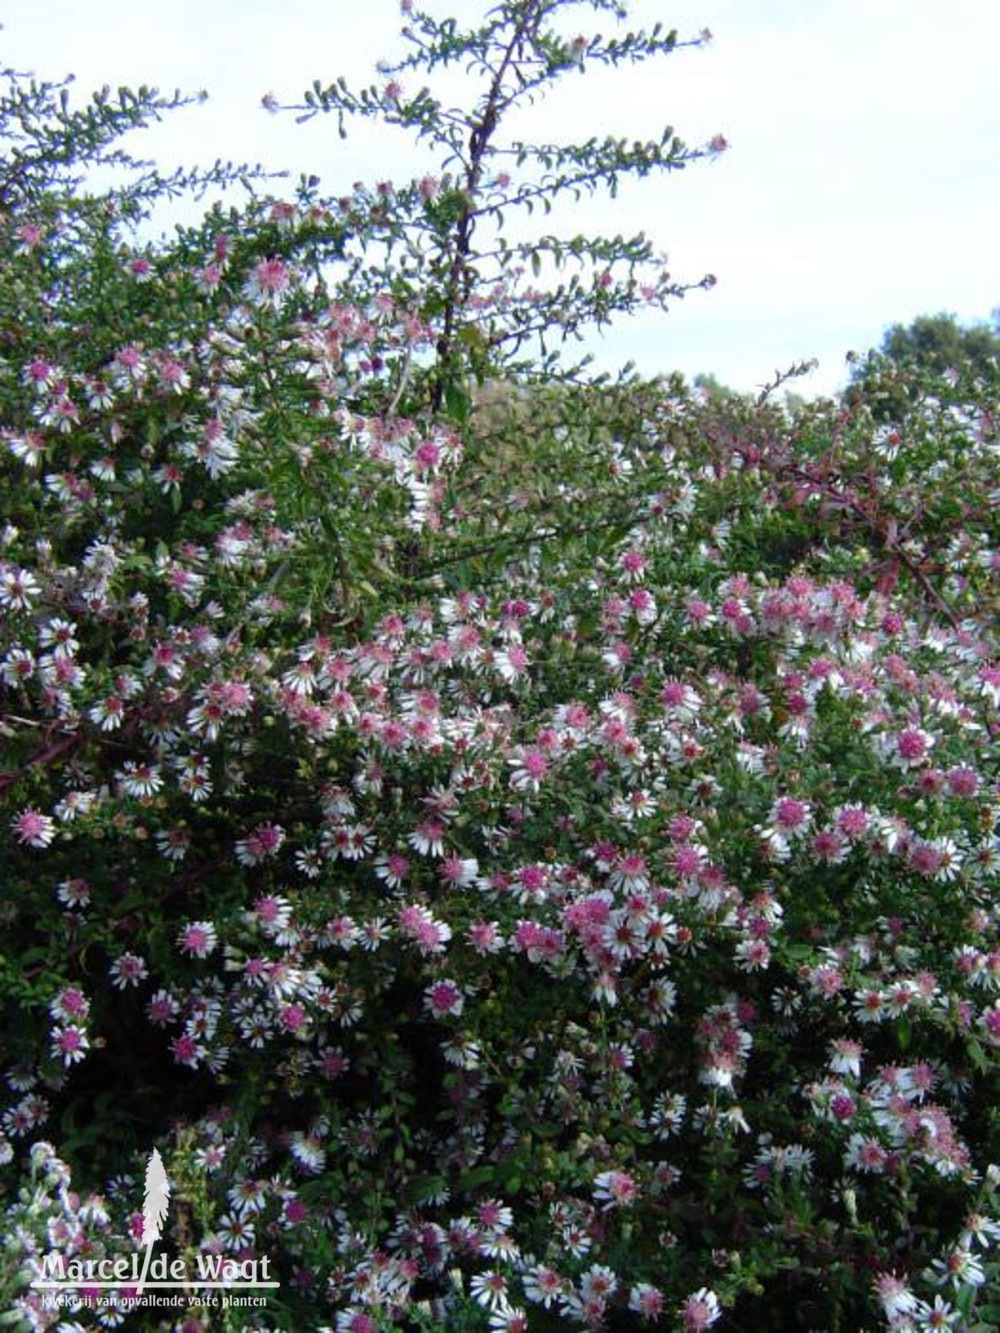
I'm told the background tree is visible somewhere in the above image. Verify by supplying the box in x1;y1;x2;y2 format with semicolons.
878;310;1000;379
847;308;1000;421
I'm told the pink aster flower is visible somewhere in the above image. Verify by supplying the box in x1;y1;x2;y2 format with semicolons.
56;878;92;909
398;903;451;955
873;1272;918;1320
171;1033;204;1067
629;1283;665;1317
147;990;180;1026
178;921;218;959
593;1169;638;1209
619;548;646;581
412;439;442;473
892;725;934;768
409;820;445;856
945;764;979;797
509;747;548;791
830;1093;856;1122
977;664;1000;705
15;223;45;252
468;920;504;954
278;1003;308;1033
846;1134;889;1173
680;1287;721;1330
835;804;870;840
770;796;811;834
493;642;530;683
375;851;411;886
828;1038;863;1077
52;1025;89;1065
235;823;286;865
110;953;148;989
438;855;479;888
424;979;464;1018
247;256;291;302
250;894;293;932
811;827;846;864
628;586;656;624
609;853;650;893
669;843;703;884
51;986;90;1023
12;808;55;849
980;1002;1000;1046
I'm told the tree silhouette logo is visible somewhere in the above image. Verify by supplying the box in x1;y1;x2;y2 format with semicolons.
136;1148;170;1296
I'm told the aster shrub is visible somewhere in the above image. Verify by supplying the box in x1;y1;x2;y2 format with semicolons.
2;4;1000;1332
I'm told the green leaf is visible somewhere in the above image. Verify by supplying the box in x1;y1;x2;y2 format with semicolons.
966;1038;991;1073
444;379;472;424
457;1164;495;1191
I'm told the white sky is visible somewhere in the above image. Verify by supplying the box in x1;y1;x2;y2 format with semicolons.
3;0;998;396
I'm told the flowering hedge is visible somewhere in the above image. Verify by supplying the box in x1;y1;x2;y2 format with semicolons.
2;5;1000;1331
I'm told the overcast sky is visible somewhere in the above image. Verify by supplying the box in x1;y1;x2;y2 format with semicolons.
3;0;998;396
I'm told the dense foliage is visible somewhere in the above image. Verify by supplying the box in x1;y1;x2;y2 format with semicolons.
2;4;999;1331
